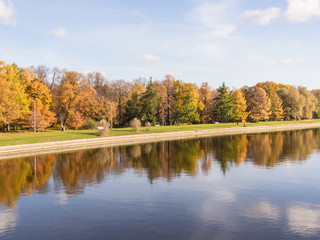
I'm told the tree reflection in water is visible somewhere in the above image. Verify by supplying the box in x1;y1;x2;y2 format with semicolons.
1;129;320;208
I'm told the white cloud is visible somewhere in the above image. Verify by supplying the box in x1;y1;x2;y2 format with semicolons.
139;54;162;63
286;0;320;22
49;26;69;38
242;7;281;26
166;72;184;78
193;3;236;37
0;0;16;25
278;58;297;65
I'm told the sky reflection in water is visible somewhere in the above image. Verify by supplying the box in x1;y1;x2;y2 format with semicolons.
1;129;320;240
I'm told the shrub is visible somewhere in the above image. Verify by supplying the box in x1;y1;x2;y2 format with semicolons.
83;118;97;129
145;122;151;132
130;118;141;132
97;119;110;137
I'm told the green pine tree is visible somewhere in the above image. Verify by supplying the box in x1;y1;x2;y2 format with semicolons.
212;83;236;123
124;93;142;125
141;78;160;124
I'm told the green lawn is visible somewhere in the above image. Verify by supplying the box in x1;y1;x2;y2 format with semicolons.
1;119;320;146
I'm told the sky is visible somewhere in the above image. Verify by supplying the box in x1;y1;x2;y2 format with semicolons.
0;0;320;89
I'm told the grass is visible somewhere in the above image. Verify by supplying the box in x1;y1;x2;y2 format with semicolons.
1;119;320;147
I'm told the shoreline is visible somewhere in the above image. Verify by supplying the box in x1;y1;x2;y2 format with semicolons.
1;122;320;160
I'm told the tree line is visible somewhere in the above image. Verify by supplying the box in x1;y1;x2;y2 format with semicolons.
1;61;320;131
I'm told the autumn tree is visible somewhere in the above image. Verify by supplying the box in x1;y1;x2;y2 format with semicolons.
31;65;63;91
25;102;55;131
172;80;202;123
199;82;213;123
55;71;84;128
298;86;318;119
257;81;285;121
244;86;271;121
68;111;86;130
30;65;49;85
22;68;56;128
257;81;279;95
154;81;167;125
111;79;131;125
161;74;175;125
85;72;117;123
0;62;29;131
269;92;285;121
312;90;320;118
232;89;249;123
277;87;305;120
250;86;271;121
76;80;99;120
86;72;108;97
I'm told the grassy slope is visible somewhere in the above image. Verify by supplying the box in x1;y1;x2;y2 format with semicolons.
0;119;320;146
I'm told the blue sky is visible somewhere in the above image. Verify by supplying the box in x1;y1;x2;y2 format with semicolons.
1;0;320;89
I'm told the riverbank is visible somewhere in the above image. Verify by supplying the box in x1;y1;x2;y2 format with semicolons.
1;120;320;146
1;122;320;160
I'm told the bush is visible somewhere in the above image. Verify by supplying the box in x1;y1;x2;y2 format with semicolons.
145;122;151;132
97;119;110;137
83;118;97;130
130;118;141;132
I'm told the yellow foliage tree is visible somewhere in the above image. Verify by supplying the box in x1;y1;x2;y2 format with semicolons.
233;89;249;122
0;62;29;131
68;111;86;129
270;92;285;121
172;80;203;123
199;82;212;123
128;83;146;99
246;86;271;121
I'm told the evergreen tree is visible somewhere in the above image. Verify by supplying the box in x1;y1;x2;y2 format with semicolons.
124;93;142;125
141;78;160;124
212;83;235;123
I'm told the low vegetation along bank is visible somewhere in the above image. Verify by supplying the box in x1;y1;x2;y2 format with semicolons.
0;120;319;147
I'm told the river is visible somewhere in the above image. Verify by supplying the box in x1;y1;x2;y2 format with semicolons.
1;129;320;240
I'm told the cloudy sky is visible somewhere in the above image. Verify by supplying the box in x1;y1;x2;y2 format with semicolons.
1;0;320;89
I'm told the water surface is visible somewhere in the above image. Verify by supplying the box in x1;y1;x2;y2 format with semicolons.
1;129;320;240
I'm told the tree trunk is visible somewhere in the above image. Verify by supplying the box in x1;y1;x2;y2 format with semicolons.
4;124;10;132
167;95;170;125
